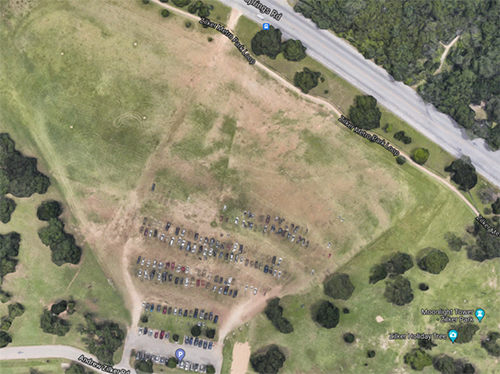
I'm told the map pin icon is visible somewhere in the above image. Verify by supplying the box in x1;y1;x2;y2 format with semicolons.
175;348;185;363
475;308;485;323
448;330;458;344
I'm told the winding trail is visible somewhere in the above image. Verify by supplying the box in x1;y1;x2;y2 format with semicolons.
435;35;460;75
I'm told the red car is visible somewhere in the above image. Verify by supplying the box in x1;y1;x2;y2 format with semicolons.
166;262;170;269
220;215;223;221
181;266;185;273
201;280;205;287
159;330;165;339
171;262;175;270
144;228;148;236
154;331;159;339
196;279;200;287
163;306;167;315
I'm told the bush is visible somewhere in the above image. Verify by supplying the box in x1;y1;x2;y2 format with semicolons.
484;207;492;215
208;37;213;42
418;339;437;350
173;333;179;342
454;324;480;344
0;133;51;198
188;4;197;13
467;217;500;261
282;39;307;61
324;273;355;300
324;90;329;94
1;317;12;331
65;363;87;374
140;314;149;323
206;328;216;339
384;275;414;306
191;324;202;337
185;21;192;28
172;0;190;6
348;95;381;130
369;263;388;284
342;307;350;314
0;232;21;282
445;232;464;252
0;196;16;224
67;298;76;312
418;283;429;291
40;309;70;336
433;355;456;374
396;156;406;165
418;249;449;274
0;288;12;303
315;300;340;329
413;148;429;165
343;333;355;343
206;365;216;374
384;123;393;132
386;252;414;275
367;350;376;358
37;200;63;221
250;346;286;374
161;9;170;17
404;350;432;371
444;156;478;191
0;331;12;348
135;359;153;373
251;26;283;59
51;300;68;315
481;331;500;357
167;358;178;368
394;131;411;144
264;298;294;334
492;198;500;214
294;67;321;94
8;302;24;318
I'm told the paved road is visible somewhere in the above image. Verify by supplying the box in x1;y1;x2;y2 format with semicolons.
217;0;500;188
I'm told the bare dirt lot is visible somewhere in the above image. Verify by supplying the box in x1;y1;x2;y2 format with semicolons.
230;342;251;374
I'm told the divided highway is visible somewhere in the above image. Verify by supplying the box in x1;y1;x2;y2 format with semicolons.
219;0;500;188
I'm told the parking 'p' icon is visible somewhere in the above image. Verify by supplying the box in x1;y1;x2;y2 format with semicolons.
263;23;270;30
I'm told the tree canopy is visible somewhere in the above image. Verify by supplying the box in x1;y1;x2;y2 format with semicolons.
0;232;21;282
418;249;449;274
467;217;500;261
454;324;480;344
135;360;153;373
37;200;63;221
250;346;286;374
0;133;50;197
251;26;283;59
315;300;340;329
444;157;478;191
482;331;500;357
206;328;216;339
294;67;321;94
264;298;294;334
0;331;12;348
384;275;414;306
38;218;82;266
51;300;68;315
8;302;24;318
171;0;191;7
413;148;429;165
386;252;414;275
404;349;432;371
40;309;70;336
492;198;500;214
0;196;16;223
348;95;381;130
191;324;201;337
167;358;178;368
324;273;355;300
282;39;307;61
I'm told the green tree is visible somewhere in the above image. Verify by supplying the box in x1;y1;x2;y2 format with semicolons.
481;331;500;357
418;249;449;274
65;363;87;374
343;333;355;343
51;300;68;315
40;309;70;336
467;217;500;261
135;360;153;373
161;9;170;17
384;275;414;306
0;196;16;224
251;26;283;59
367;350;376;358
206;328;216;339
0;288;12;303
386;252;414;275
172;333;179;342
294;68;321;93
191;324;201;337
348;95;382;130
167;357;178;368
206;365;216;374
8;302;24;318
384;123;393;132
369;263;388;284
433;355;456;374
264;298;294;334
0;330;12;348
171;0;190;6
282;39;307;61
140;314;149;323
315;300;339;328
491;198;500;214
445;232;464;252
0;232;21;282
404;350;432;371
418;339;437;350
250;346;286;374
445;157;478;191
1;317;12;331
38;218;82;266
324;273;355;300
454;324;480;344
396;156;406;165
413;148;429;165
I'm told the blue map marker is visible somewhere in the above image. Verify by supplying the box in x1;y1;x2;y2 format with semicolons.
448;330;458;344
475;308;485;323
263;23;270;30
175;348;185;363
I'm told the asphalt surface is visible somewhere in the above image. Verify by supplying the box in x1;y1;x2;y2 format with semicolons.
217;0;500;188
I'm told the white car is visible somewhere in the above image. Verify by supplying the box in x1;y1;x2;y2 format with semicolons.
174;308;177;316
143;270;148;279
179;361;184;369
218;287;222;294
240;256;244;263
146;260;151;268
141;258;145;266
160;234;165;241
234;217;239;224
185;266;189;274
153;260;157;268
176;266;181;273
138;269;142;277
228;277;232;285
170;237;175;246
142;301;146;307
208;248;213;256
233;243;238;251
311;269;315;275
277;271;281;278
158;262;163;269
138;327;142;336
192;244;197;253
254;288;258;295
213;285;217;292
245;285;248;291
291;235;295;242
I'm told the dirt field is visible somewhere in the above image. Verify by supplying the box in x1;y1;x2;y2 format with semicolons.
230;342;251;374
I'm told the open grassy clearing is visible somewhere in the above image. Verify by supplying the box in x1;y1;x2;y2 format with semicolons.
0;359;71;374
0;189;130;350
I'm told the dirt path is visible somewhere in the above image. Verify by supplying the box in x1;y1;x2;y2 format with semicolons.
230;342;251;374
435;35;460;75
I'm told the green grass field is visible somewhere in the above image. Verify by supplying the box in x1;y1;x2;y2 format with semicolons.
0;359;71;374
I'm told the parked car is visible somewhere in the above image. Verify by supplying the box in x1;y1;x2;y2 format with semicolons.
148;329;153;337
219;277;223;284
214;275;219;283
250;260;254;267
214;315;219;324
208;341;213;350
198;339;203;348
266;215;270;224
144;228;148;236
160;234;165;241
273;269;277;276
175;277;179;284
228;289;233;296
138;269;142;277
169;237;174;246
147;260;151;268
218;287;222;294
150;304;154;312
194;337;199;346
203;341;208;349
171;262;175;270
245;259;249;266
233;290;238;298
264;265;269;274
145;303;150;311
194;233;199;240
138;327;143;336
181;229;186;236
194;309;199;318
175;227;180;235
136;256;141;264
224;286;229;295
278;271;282;278
272;256;276;264
154;330;159;339
254;288;258;295
199;309;205;319
157;304;161;313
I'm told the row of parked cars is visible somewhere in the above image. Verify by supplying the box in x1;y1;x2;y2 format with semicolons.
184;335;214;350
142;301;219;323
138;326;170;340
135;351;208;373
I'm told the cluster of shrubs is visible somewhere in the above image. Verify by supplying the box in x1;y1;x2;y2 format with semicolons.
0;232;21;283
294;68;322;94
51;298;76;315
188;1;213;18
481;331;500;357
40;308;70;336
264;298;294;334
393;131;412;144
0;196;16;223
0;302;24;348
369;252;414;284
190;324;216;339
404;350;476;373
250;346;286;374
37;200;82;266
251;26;307;62
467;216;500;261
